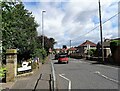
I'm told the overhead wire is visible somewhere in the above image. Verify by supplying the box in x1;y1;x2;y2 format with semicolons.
72;11;120;41
56;2;120;47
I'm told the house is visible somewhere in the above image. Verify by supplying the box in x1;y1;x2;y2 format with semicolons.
97;39;111;58
55;48;61;54
96;38;120;63
77;40;97;55
68;47;77;54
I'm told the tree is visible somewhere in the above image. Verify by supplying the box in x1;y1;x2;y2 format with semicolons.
2;1;38;60
37;36;56;53
2;1;56;62
63;45;67;49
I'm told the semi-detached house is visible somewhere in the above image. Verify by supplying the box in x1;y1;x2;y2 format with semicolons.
77;40;97;55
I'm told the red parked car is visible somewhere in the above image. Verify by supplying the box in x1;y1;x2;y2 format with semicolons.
58;53;69;64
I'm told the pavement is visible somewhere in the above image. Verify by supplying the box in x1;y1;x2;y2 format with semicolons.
0;60;52;90
0;82;15;90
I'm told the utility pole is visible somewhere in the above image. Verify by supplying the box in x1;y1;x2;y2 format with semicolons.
42;10;46;49
69;40;71;55
70;40;71;48
98;0;104;62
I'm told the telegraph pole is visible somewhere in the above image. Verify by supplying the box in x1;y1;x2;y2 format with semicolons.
98;0;104;62
70;40;71;48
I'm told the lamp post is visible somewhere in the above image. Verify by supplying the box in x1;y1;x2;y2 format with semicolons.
42;10;46;49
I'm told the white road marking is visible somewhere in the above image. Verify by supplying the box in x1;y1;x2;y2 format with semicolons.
59;74;71;91
51;59;56;90
94;71;119;84
80;61;87;63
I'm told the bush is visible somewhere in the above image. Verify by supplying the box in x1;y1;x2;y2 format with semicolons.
41;56;48;64
0;67;7;78
110;40;120;46
88;49;96;56
32;62;37;69
32;48;47;61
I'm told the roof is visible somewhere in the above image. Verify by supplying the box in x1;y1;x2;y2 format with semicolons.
69;47;77;51
97;41;110;47
55;49;61;51
79;40;96;47
112;38;120;40
97;38;120;47
62;48;68;51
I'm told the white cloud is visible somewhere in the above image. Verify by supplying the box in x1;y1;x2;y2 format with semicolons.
23;0;119;48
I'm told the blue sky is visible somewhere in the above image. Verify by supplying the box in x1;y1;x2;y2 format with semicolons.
23;0;119;48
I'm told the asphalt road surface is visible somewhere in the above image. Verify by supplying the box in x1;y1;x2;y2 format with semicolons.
52;57;119;90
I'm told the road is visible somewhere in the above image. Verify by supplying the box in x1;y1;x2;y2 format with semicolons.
52;57;119;90
7;56;119;90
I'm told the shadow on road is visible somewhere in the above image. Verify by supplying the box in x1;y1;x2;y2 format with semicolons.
54;62;67;64
91;61;104;65
90;61;120;68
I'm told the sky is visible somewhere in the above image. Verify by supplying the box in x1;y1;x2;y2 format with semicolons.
22;0;119;48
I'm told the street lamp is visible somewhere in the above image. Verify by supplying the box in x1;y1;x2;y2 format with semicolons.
42;10;46;49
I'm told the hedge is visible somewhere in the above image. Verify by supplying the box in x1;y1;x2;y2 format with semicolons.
110;40;120;46
110;40;120;55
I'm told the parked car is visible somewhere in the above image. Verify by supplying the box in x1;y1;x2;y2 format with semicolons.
55;53;60;60
58;53;69;64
